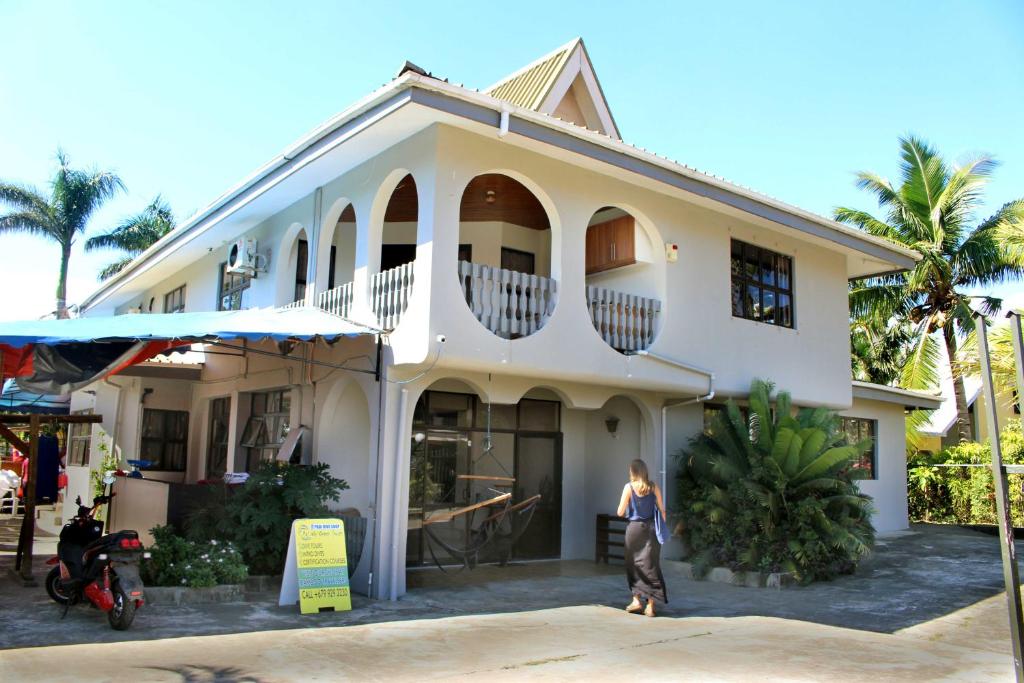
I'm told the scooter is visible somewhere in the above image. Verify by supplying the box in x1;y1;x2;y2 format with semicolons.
44;490;148;630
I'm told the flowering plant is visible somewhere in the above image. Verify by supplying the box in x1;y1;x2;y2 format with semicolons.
143;525;248;588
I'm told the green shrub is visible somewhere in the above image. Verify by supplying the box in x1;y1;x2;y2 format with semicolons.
675;379;875;583
908;420;1024;525
142;525;249;588
183;462;349;576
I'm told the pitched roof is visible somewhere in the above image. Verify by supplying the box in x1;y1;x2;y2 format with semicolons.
486;39;577;110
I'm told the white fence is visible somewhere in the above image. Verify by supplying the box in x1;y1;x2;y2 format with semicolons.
458;261;557;339
372;262;415;329
316;282;354;319
586;286;661;352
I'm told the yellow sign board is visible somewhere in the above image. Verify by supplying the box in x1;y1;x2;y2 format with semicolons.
293;518;351;614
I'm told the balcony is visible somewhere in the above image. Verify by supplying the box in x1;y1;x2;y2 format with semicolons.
458;260;557;339
586;286;661;352
316;281;354;319
372;261;415;329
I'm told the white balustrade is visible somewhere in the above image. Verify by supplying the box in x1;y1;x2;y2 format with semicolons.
458;261;557;339
316;281;354;319
281;299;306;310
586;286;661;352
372;261;415;329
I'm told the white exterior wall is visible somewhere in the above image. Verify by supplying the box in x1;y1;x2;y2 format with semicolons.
843;398;910;533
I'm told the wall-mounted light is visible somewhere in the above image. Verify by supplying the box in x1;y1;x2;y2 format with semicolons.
485;189;497;204
413;432;426;444
605;416;620;436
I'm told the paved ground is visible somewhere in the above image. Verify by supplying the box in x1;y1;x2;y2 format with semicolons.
0;523;1018;680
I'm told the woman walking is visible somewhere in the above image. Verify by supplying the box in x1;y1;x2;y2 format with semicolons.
616;458;668;617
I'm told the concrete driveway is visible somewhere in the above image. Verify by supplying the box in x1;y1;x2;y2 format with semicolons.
0;523;1017;681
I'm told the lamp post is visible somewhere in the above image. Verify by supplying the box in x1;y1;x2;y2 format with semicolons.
975;310;1024;682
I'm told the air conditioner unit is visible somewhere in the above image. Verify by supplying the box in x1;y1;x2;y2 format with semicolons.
227;238;258;275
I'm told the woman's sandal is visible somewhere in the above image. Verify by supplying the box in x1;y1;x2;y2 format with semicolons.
625;599;643;613
644;602;656;618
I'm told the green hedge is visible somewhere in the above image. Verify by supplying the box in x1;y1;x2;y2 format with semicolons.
908;420;1024;526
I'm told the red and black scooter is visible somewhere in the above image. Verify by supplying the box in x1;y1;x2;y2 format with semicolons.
44;492;148;630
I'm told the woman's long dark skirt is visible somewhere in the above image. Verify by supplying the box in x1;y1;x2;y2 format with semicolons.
624;520;667;604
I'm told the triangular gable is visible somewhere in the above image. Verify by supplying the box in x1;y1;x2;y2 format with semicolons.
486;38;620;140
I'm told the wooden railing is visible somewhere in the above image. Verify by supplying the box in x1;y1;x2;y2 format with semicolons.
458;261;557;339
586;286;661;352
372;261;415;329
316;282;354;319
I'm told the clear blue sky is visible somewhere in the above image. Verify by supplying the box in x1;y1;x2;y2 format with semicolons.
1;0;1022;320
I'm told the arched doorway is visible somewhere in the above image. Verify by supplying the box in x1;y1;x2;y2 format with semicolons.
372;174;418;328
456;173;557;339
316;202;357;317
406;381;563;569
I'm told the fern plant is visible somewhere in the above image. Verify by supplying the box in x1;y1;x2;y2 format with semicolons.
677;379;876;582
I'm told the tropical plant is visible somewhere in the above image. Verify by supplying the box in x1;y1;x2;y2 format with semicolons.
675;379;875;582
185;462;349;575
142;525;248;588
85;195;175;280
956;314;1024;401
0;150;124;317
837;135;1024;442
850;318;912;385
907;420;1024;526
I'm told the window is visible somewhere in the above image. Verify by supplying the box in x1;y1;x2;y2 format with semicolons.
140;409;189;471
241;389;292;472
164;284;186;313
501;247;535;275
840;417;876;480
218;262;251;311
294;239;308;303
67;411;93;467
730;240;793;328
207;397;230;479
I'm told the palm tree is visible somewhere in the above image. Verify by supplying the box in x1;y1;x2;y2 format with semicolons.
837;136;1024;442
850;318;912;385
957;314;1024;405
86;196;175;280
0;150;124;318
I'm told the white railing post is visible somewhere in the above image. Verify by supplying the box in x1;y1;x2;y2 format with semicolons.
586;285;661;352
458;260;557;340
315;281;354;318
371;262;415;329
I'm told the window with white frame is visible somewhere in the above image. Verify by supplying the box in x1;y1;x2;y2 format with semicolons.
67;410;93;467
218;262;250;311
140;409;189;471
240;389;293;472
164;284;186;313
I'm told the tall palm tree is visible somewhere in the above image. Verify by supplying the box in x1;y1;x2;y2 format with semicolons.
86;196;175;280
837;136;1024;442
0;150;124;318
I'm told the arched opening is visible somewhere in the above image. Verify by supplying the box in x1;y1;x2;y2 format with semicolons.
317;202;357;317
278;224;309;306
582;395;646;552
585;206;664;352
373;174;418;328
405;379;563;574
457;173;557;339
316;380;373;591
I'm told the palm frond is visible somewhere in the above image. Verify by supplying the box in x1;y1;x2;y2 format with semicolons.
0;210;53;237
899;331;940;391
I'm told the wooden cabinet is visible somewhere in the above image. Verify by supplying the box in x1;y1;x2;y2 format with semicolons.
586;215;635;274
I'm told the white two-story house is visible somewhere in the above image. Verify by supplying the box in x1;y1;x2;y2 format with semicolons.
52;39;939;599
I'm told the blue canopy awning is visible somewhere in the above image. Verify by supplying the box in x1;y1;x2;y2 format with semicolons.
0;307;380;349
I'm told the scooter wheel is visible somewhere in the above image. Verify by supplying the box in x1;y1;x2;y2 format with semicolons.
107;585;136;630
45;566;70;606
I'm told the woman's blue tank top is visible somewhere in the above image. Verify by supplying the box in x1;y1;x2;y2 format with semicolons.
627;487;657;521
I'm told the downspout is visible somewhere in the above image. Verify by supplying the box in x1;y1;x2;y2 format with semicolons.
628;350;714;503
389;387;408;600
102;378;125;464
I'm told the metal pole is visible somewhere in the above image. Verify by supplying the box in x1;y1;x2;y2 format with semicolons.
1009;312;1024;418
975;310;1024;681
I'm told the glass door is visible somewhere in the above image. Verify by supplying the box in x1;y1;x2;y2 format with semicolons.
514;434;562;559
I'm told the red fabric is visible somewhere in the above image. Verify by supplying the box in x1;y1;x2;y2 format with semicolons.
107;340;180;376
0;344;34;380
